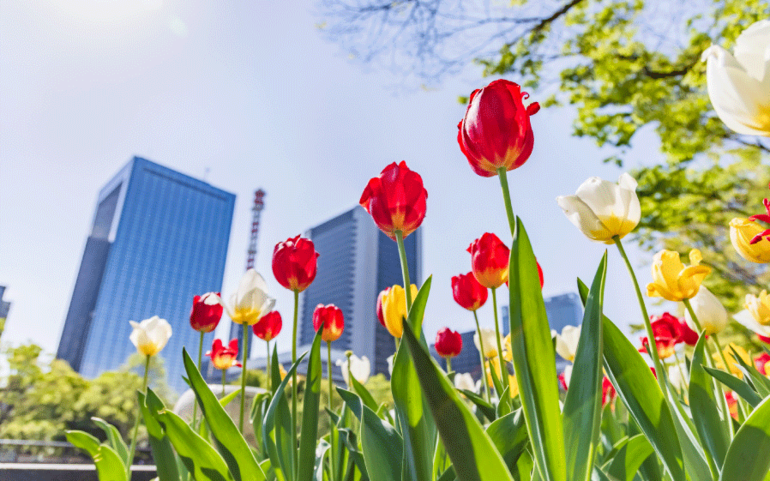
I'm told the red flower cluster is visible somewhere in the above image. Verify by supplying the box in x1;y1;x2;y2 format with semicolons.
206;339;241;371
467;233;510;289
253;310;282;342
189;292;223;333
435;328;462;358
272;235;319;293
451;272;488;311
313;304;345;343
602;378;617;407
640;313;699;359
360;161;428;241
457;79;540;178
748;186;770;244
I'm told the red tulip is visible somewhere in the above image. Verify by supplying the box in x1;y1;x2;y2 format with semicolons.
253;310;282;342
759;334;770;344
457;79;540;177
435;328;462;358
505;258;544;289
376;287;390;327
272;235;319;293
725;391;738;419
467;233;509;289
755;352;770;375
678;317;700;346
313;304;344;343
451;272;488;311
602;377;616;407
641;314;684;359
206;339;241;370
189;292;224;333
360;161;428;241
558;372;569;391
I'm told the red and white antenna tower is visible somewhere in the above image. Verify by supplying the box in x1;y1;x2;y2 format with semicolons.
246;189;266;271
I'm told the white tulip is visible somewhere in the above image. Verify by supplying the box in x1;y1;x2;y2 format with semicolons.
386;354;395;377
560;364;573;389
702;20;770;137
733;310;770;338
556;173;641;243
473;327;499;359
555;325;581;362
454;372;477;392
336;355;370;387
668;363;689;392
129;316;172;357
684;286;728;335
222;269;275;326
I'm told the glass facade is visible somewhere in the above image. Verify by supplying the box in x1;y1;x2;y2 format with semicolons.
61;157;235;393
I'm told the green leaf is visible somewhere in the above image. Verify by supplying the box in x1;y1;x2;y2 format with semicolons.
182;349;265;481
137;391;181;481
602;434;654;481
264;351;308;481
508;218;566;481
350;373;379;413
460;389;496;422
486;409;529;475
578;279;685;481
91;417;130;467
704;367;763;407
145;388;234;481
720;396;770;481
298;327;325;481
315;439;331;481
401;320;514;481
66;430;128;481
391;276;437;481
361;403;403;481
496;386;512;418
563;252;607;481
337;387;364;423
689;334;730;471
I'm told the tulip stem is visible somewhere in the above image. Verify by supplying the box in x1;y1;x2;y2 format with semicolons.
491;288;509;395
711;333;749;422
266;340;271;392
672;350;689;393
446;357;452;374
496;167;516;238
683;298;734;439
240;324;249;433
394;230;413;311
127;354;151;476
613;236;667;392
291;290;299;475
193;331;203;429
222;369;226;397
473;310;492;403
327;341;336;481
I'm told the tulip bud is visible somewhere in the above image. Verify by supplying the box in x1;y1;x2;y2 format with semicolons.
556;173;641;244
313;304;344;343
702;20;770;137
225;269;276;326
336;354;370;387
206;339;242;370
129;316;172;357
473;327;498;359
451;272;488;311
272;235;320;292
359;161;428;241
190;292;224;333
467;233;509;289
730;218;770;263
454;372;477;392
435;327;462;358
555;325;580;362
684;286;728;335
646;249;711;302
376;287;390;327
252;310;282;341
381;284;419;338
759;334;770;344
457;79;539;177
558;365;572;391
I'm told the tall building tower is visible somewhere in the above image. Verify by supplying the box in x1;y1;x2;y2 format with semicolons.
297;206;421;376
57;157;236;392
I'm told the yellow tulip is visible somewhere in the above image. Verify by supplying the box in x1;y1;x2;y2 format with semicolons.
745;290;770;327
730;218;770;263
485;357;502;386
503;334;512;362
713;343;751;378
646;249;711;302
381;284;419;338
508;375;519;399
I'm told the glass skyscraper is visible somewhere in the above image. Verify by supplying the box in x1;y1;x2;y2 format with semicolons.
297;206;421;377
57;157;235;393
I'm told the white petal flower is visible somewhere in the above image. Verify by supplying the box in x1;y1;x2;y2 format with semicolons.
560;364;573;389
556;173;641;243
668;363;689;392
222;269;275;326
454;372;476;392
555;325;581;362
702;20;770;137
386;354;395;377
733;309;770;337
473;327;499;359
337;355;370;387
684;286;728;335
129;316;172;356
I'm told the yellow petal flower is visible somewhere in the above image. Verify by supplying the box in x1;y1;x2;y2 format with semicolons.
646;249;711;302
745;290;770;327
730;218;770;263
381;284;418;338
508;375;519;399
713;343;751;378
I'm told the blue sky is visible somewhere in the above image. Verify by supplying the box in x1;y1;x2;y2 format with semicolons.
0;1;666;361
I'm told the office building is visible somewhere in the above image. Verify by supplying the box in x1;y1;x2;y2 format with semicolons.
0;286;10;340
296;206;421;378
57;157;235;392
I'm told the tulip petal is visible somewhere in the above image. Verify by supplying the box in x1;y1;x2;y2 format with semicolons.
734;310;770;337
557;195;611;242
734;19;770;83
